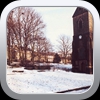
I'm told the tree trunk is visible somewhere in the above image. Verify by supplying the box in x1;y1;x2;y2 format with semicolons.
24;46;27;67
64;56;67;64
31;50;35;65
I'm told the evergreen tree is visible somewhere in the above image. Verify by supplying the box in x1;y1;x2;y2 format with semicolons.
53;53;61;63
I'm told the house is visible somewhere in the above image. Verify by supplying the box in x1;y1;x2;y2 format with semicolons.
59;53;72;64
7;45;55;63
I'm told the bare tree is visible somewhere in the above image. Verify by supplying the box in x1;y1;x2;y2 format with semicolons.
29;30;45;63
57;35;72;64
7;10;17;64
30;36;53;63
7;7;26;62
7;7;46;65
42;38;53;62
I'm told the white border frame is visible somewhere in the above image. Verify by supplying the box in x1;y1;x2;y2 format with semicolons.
0;0;100;100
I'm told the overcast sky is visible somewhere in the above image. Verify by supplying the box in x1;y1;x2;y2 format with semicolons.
33;7;77;51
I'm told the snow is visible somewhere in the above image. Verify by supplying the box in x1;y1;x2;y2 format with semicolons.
50;63;72;69
33;63;72;69
6;64;94;94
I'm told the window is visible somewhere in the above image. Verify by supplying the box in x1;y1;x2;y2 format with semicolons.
78;18;83;29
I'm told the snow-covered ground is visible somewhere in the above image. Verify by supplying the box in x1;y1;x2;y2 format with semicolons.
6;64;94;94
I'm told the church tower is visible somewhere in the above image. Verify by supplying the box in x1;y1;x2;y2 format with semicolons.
72;7;93;74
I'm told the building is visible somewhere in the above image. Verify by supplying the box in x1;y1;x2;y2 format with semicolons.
7;45;55;63
59;53;72;64
7;45;71;64
72;7;93;74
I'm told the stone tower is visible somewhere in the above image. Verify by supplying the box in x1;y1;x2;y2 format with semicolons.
72;7;93;74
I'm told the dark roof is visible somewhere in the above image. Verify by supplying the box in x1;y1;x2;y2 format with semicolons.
72;7;88;17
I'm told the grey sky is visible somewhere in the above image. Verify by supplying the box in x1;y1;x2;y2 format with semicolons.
33;7;77;51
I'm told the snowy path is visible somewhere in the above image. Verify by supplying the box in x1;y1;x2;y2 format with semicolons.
7;67;94;94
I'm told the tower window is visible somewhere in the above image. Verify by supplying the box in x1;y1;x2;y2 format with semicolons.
78;19;83;29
